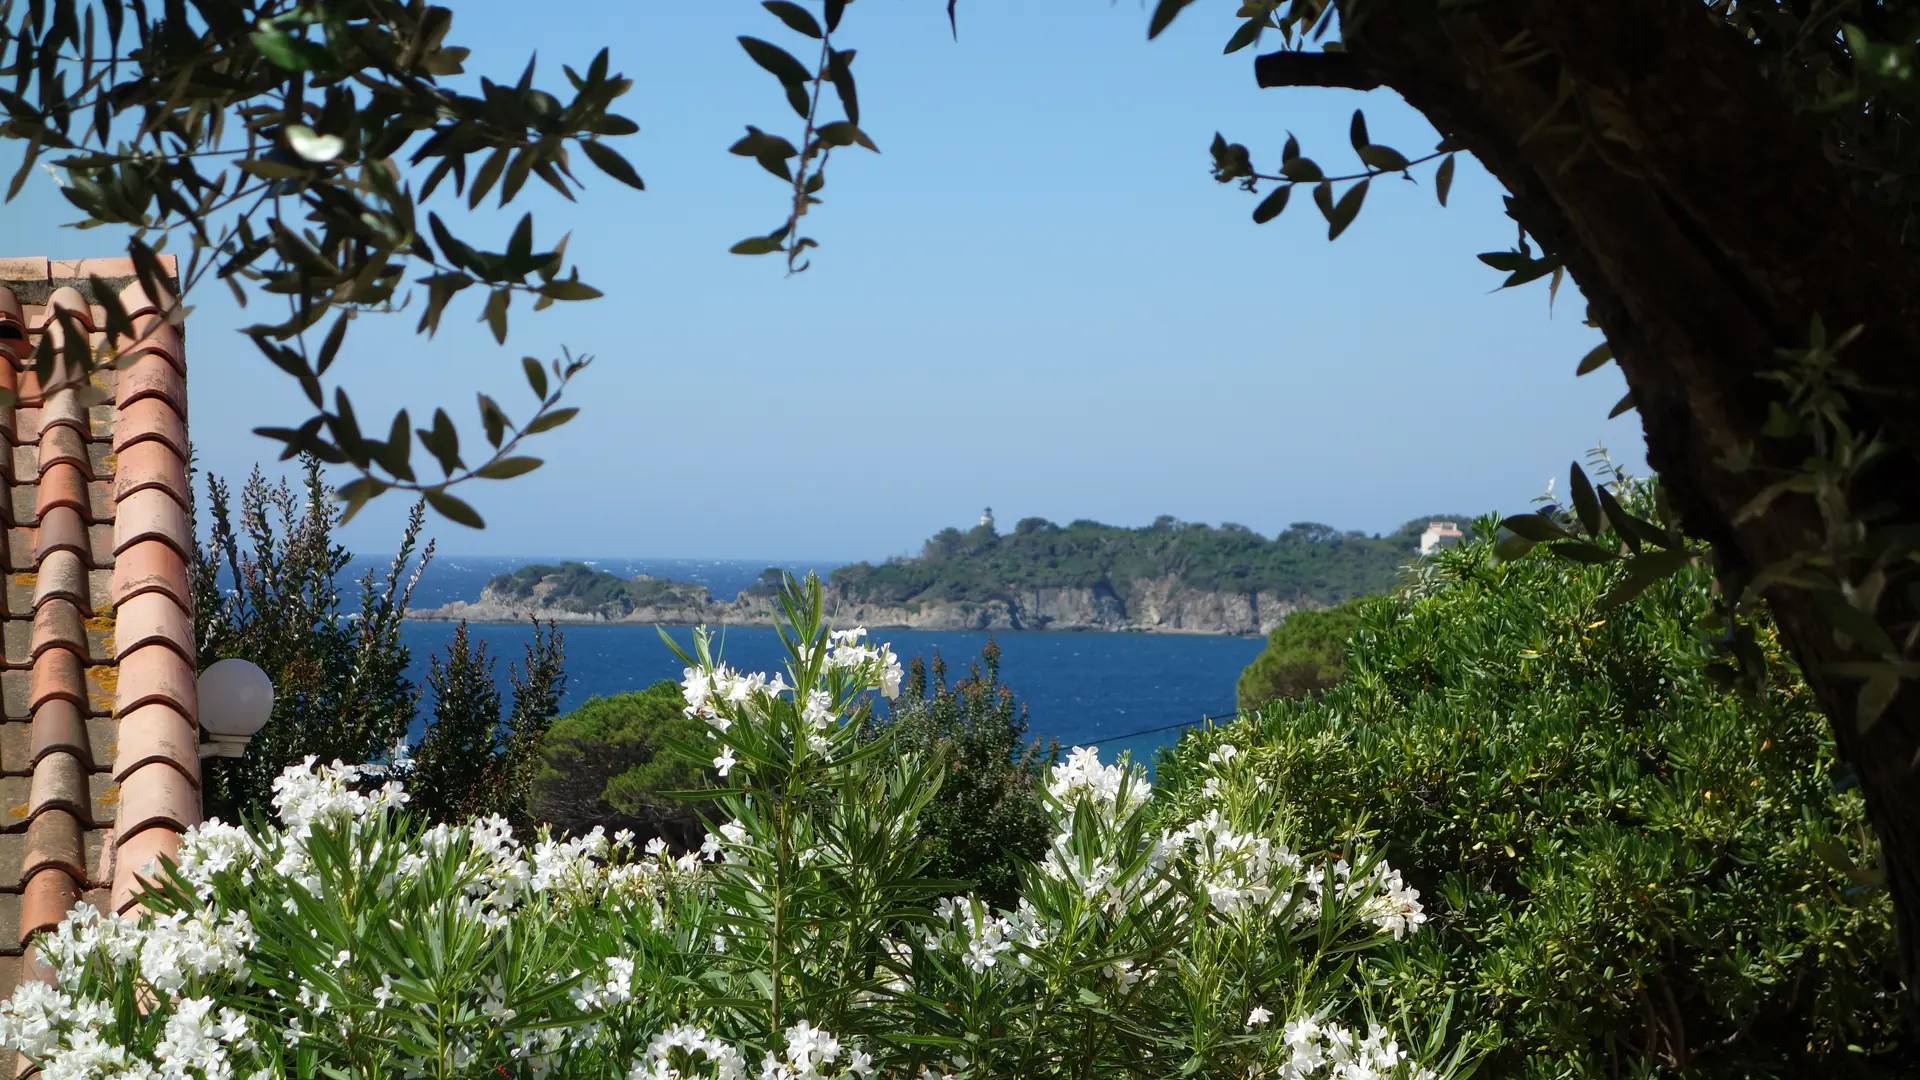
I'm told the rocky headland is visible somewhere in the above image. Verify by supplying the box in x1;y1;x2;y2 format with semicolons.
408;514;1460;636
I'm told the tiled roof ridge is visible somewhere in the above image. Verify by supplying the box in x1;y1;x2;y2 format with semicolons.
0;256;196;1006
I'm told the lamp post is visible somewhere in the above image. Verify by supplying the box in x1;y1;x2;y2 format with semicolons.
197;658;274;758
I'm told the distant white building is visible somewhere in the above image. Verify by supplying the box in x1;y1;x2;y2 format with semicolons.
980;506;995;530
1419;520;1464;556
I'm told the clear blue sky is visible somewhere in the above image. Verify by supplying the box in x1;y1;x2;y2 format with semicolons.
2;0;1645;561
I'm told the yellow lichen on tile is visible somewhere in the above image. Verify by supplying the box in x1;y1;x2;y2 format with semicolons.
8;803;26;819
12;574;33;587
95;784;119;806
87;664;118;714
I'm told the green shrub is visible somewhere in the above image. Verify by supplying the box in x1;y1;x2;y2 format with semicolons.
860;637;1057;907
1161;512;1908;1078
409;620;567;828
191;461;424;821
530;680;713;847
193;459;570;827
1236;597;1369;711
11;577;1466;1080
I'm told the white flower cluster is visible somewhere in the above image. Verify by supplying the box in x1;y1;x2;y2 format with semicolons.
1254;1015;1438;1080
1162;808;1291;919
820;628;904;700
755;1021;872;1080
1046;746;1147;817
679;626;900;768
0;903;259;1080
924;896;1045;975
682;665;786;731
632;1024;748;1080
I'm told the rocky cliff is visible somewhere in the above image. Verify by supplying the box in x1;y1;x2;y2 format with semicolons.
410;573;1312;636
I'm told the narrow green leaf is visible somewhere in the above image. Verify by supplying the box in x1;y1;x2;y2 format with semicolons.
827;49;859;125
1357;144;1409;171
1608;391;1636;419
426;489;486;529
523;357;550;400
335;477;388;524
731;235;783;255
1434;153;1455;206
1568;463;1604;537
1575;341;1612;376
1349;110;1369;152
582;140;644;190
1327;179;1368;240
1148;0;1200;39
1499;513;1572;543
539;279;603;301
524;407;579;434
739;36;813;87
1223;19;1261;54
762;1;823;38
1859;673;1900;733
475;456;543;480
1251;184;1290;224
1546;540;1617;565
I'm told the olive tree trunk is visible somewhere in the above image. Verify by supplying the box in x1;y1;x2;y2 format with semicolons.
1298;0;1920;989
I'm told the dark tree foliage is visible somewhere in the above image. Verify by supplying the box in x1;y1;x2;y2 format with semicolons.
408;619;566;827
192;457;425;822
530;681;714;849
861;639;1057;908
1141;0;1920;988
1162;517;1908;1078
0;0;644;523
1235;596;1368;712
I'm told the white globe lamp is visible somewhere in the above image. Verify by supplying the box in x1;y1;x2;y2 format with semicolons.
197;658;275;758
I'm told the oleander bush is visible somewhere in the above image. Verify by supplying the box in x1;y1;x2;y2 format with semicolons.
1;577;1462;1080
1160;506;1910;1079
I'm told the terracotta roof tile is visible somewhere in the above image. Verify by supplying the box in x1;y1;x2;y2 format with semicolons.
49;258;136;281
110;441;187;508
19;867;77;945
37;390;86;441
112;488;191;560
114;352;184;413
37;426;89;476
27;648;85;715
37;287;93;332
22;809;84;883
110;398;185;460
111;593;191;664
114;763;196;840
28;601;84;663
111;704;196;786
31;550;89;614
34;463;87;520
31;507;86;565
110;826;179;913
4;254;192;939
113;645;195;720
112;540;188;607
116;277;177;323
26;749;88;824
25;700;88;769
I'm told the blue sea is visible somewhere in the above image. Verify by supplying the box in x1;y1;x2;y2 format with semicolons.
353;556;1265;763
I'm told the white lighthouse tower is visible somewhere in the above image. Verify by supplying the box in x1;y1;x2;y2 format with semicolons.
979;506;996;530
